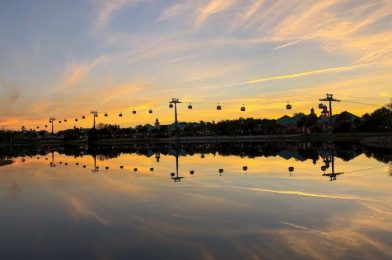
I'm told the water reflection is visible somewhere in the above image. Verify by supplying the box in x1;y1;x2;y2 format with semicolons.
0;142;392;259
320;143;344;181
170;151;184;182
2;142;391;163
2;142;391;183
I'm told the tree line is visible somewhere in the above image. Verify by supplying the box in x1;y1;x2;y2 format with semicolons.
0;102;391;143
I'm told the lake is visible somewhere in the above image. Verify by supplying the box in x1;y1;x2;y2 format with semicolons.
0;142;391;259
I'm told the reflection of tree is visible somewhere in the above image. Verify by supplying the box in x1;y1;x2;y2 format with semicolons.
365;149;392;164
1;142;392;164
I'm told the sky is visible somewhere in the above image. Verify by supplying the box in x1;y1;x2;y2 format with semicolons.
0;0;391;130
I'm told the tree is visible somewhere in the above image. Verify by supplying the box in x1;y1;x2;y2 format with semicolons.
335;112;355;132
360;107;392;132
297;114;318;132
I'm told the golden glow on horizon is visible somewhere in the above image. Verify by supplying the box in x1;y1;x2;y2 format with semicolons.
1;96;388;131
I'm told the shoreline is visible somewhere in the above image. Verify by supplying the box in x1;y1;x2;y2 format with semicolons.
1;133;392;147
0;160;14;167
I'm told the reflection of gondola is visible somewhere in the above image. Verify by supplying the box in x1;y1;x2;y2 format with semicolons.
155;152;160;162
219;168;224;176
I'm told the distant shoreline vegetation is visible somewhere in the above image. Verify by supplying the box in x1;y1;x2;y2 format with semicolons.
1;105;391;145
0;142;391;165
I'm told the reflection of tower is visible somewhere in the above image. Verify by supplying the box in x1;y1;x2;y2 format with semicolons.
91;155;99;173
49;150;56;168
321;143;344;181
155;152;161;162
170;149;184;182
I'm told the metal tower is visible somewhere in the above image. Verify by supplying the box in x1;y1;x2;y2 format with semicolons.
169;98;182;136
319;94;340;133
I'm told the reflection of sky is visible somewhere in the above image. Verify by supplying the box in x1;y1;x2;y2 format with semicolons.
0;153;391;258
1;0;392;130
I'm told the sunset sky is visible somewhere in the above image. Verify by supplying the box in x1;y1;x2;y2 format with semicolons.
1;0;391;130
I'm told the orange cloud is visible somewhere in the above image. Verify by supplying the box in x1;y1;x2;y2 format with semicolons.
63;55;108;88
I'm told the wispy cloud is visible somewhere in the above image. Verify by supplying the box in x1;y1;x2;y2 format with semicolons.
0;78;22;115
241;0;263;21
237;186;378;202
95;0;142;29
267;0;392;63
195;0;236;28
62;55;108;88
0;78;21;104
66;196;111;225
243;63;373;84
99;82;151;106
159;2;189;21
273;35;315;50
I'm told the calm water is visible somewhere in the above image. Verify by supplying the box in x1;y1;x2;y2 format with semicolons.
0;143;391;259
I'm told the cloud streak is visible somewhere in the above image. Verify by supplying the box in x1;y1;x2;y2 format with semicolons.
0;78;22;115
237;186;379;202
243;63;374;84
195;0;235;28
62;55;108;88
67;196;111;225
95;0;143;29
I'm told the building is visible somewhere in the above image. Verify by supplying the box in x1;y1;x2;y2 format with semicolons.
277;113;305;134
